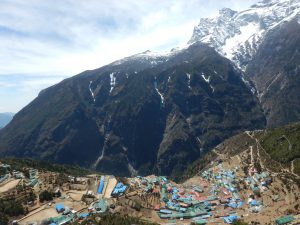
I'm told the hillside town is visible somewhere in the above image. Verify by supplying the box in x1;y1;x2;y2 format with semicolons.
1;1;300;225
1;149;299;225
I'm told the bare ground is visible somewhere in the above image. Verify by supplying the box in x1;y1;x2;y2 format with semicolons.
0;179;20;193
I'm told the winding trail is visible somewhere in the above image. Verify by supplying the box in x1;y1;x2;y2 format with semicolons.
245;131;299;178
212;149;221;156
291;160;295;174
246;131;276;173
290;159;300;178
282;135;292;151
250;145;254;166
254;138;265;170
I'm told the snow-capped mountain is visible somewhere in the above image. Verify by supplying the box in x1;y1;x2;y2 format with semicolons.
1;0;300;178
189;0;300;70
107;0;300;72
111;46;188;67
0;43;265;178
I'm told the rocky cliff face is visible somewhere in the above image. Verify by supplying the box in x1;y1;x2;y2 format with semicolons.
0;43;265;178
246;19;300;127
189;0;300;128
1;0;300;177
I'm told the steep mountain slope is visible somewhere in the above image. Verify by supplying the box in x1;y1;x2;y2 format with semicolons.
260;122;300;175
183;122;300;182
0;113;14;129
2;0;300;178
189;0;300;70
246;19;300;127
189;0;300;127
0;43;265;178
181;127;300;224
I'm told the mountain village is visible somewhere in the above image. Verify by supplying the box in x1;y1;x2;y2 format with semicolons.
0;1;300;225
1;141;299;225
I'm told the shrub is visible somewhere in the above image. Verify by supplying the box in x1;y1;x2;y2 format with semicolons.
0;212;9;225
0;199;24;217
233;220;249;225
39;190;53;202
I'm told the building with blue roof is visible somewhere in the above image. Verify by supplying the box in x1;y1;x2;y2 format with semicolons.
111;182;127;196
48;214;75;225
172;193;178;200
224;214;238;224
250;199;258;206
79;213;89;219
55;203;65;213
94;199;108;213
97;176;105;194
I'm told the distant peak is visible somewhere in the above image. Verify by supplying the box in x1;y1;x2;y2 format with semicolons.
252;0;293;7
219;8;237;18
259;0;275;4
258;0;279;4
188;0;300;69
142;50;151;54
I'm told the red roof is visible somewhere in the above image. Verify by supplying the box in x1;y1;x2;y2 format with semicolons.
223;194;232;199
179;203;189;208
220;198;229;203
220;187;229;195
214;212;229;218
152;189;159;193
194;196;208;201
154;204;160;211
194;191;200;197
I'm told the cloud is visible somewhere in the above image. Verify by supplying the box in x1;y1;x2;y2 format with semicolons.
0;0;257;74
0;0;258;112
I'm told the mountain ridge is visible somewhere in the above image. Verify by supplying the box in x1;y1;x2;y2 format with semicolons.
0;43;265;178
1;0;300;178
182;121;300;182
189;0;300;70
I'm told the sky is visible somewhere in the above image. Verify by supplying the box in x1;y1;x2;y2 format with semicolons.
0;0;257;113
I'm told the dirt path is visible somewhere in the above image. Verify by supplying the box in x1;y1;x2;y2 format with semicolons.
212;148;220;155
245;131;300;178
255;139;265;170
67;190;86;202
246;131;274;172
291;160;295;174
236;154;242;164
19;206;58;224
290;159;300;178
250;146;254;166
212;149;223;158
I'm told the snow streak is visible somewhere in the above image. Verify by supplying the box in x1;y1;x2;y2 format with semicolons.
109;73;116;93
202;73;214;92
201;73;210;83
154;77;164;105
186;73;192;89
89;81;96;102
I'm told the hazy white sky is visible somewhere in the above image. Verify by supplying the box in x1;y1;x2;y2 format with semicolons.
0;0;257;113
